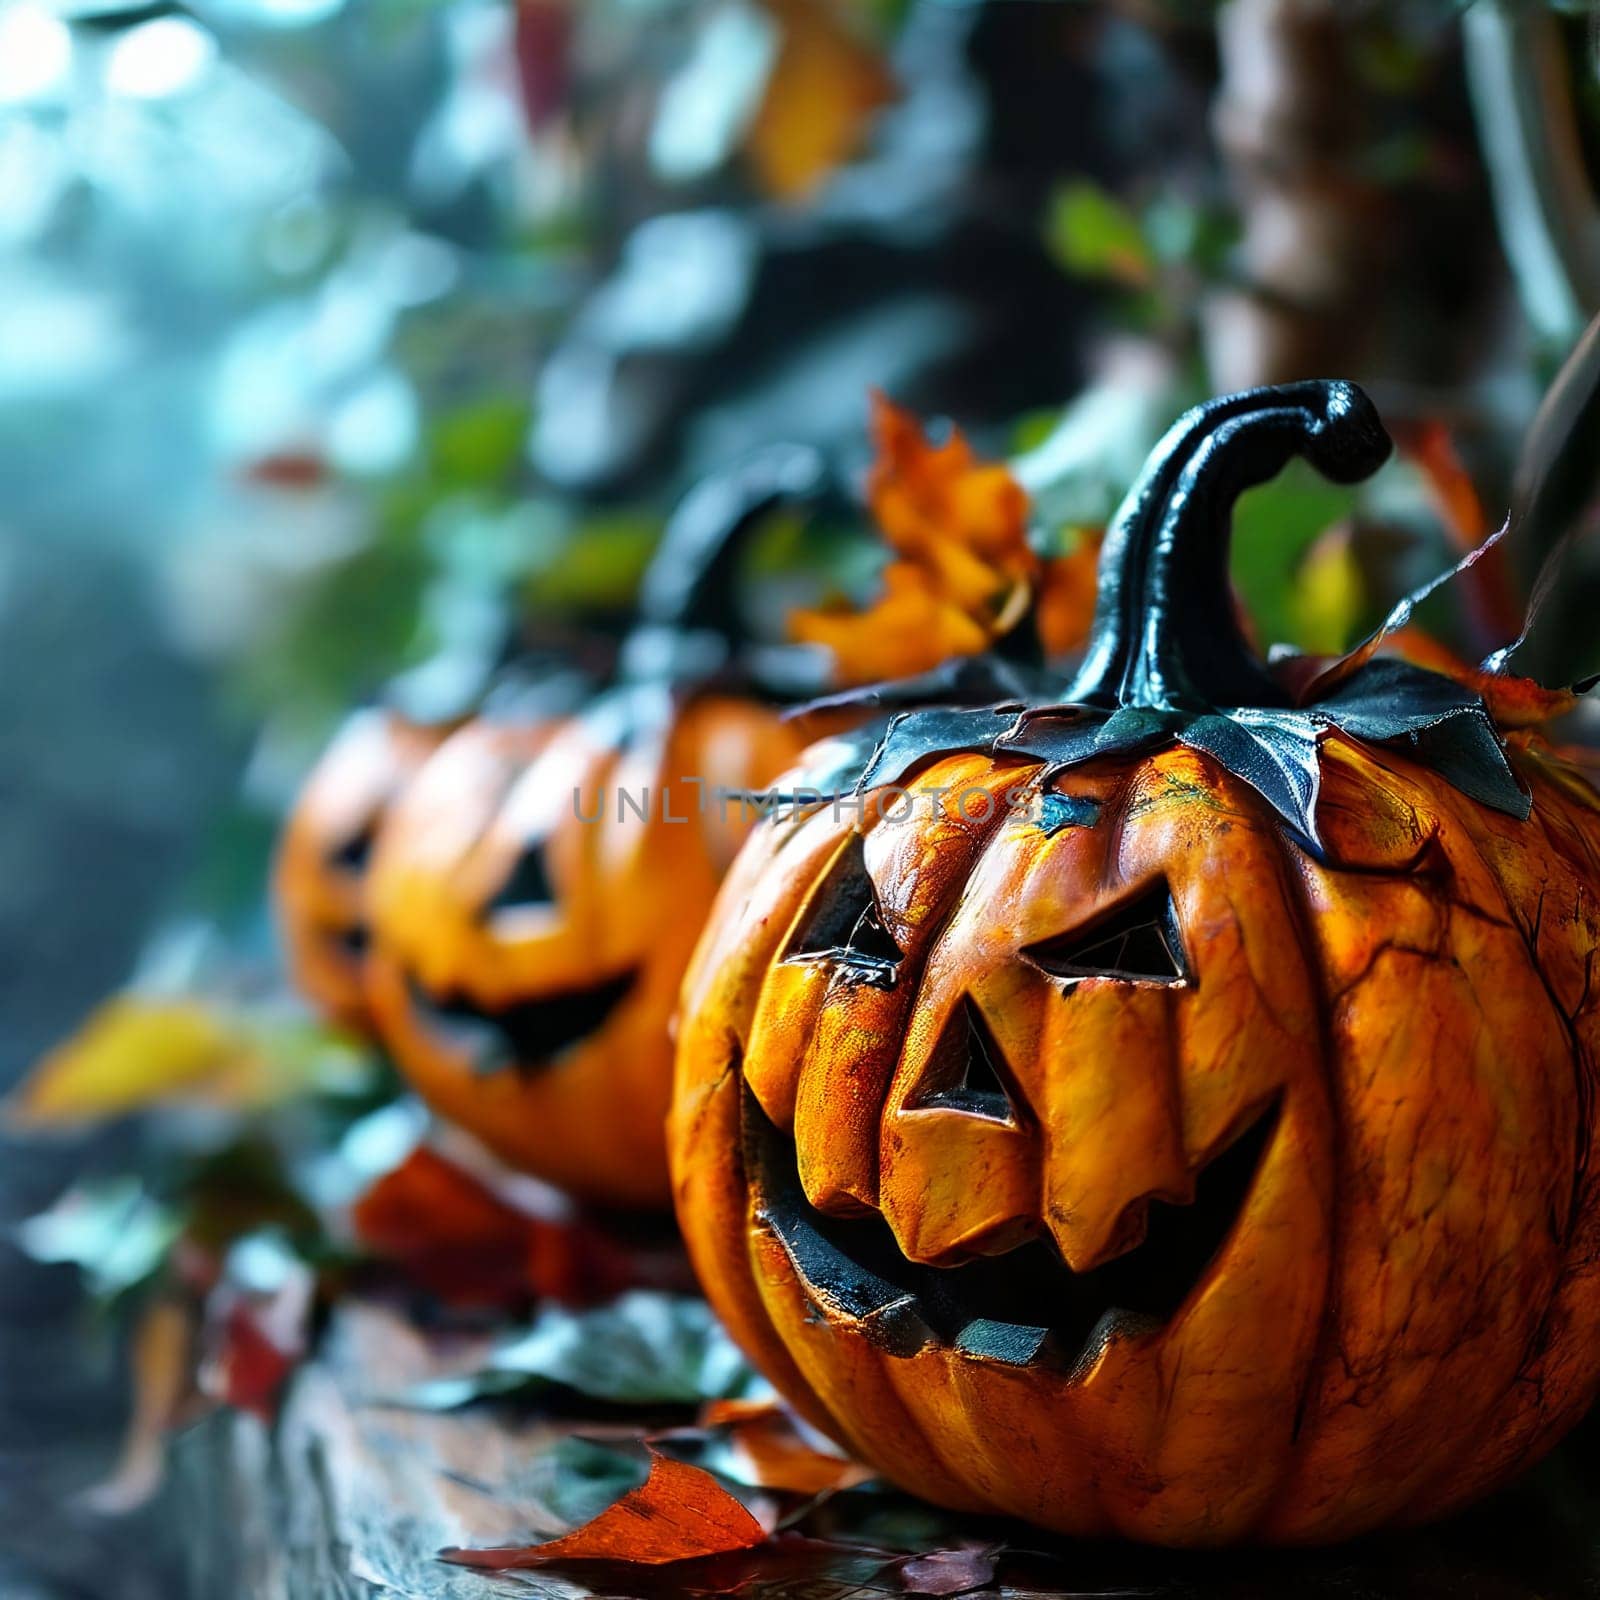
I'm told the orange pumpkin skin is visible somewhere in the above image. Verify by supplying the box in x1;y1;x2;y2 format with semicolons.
368;692;811;1208
273;709;446;1034
670;734;1600;1544
669;382;1600;1544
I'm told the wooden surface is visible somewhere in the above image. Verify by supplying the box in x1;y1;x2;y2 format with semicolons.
172;1297;1600;1600
177;1304;594;1600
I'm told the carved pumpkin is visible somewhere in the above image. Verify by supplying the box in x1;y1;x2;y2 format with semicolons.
365;448;825;1207
670;382;1600;1544
274;709;446;1033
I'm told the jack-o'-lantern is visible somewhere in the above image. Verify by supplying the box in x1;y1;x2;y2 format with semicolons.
274;710;447;1034
365;447;827;1207
670;381;1600;1544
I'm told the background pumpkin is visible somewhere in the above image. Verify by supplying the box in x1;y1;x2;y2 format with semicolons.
669;381;1600;1544
273;709;448;1036
364;447;827;1207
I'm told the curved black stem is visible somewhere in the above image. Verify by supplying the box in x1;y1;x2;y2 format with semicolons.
1064;380;1391;713
635;443;828;644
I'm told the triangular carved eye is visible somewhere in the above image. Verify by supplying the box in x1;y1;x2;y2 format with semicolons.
907;996;1027;1125
329;825;376;873
486;840;555;914
1024;880;1188;986
783;833;902;988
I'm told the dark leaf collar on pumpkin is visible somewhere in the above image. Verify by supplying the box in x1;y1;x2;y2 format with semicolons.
834;382;1532;851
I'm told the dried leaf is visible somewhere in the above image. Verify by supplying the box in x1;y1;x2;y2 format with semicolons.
354;1145;558;1309
5;998;368;1131
1036;533;1101;660
681;1398;874;1495
793;396;1037;685
654;1533;898;1597
513;0;574;134
198;1235;316;1423
900;1543;1000;1595
6;999;263;1129
1455;670;1579;729
413;1291;758;1410
350;1142;653;1309
441;1449;768;1569
745;0;893;202
1287;517;1512;707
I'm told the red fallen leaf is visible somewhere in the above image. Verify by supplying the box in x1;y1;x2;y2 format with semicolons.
198;1243;315;1423
203;1301;299;1422
899;1542;999;1595
239;452;326;490
351;1144;644;1309
441;1449;768;1570
352;1146;532;1308
445;1531;898;1598
694;1398;874;1495
513;0;573;134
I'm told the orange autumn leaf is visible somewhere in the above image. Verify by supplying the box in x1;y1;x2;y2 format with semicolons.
698;1398;874;1496
746;0;894;202
1037;532;1102;658
793;394;1038;685
867;393;1033;595
1467;671;1580;729
79;1295;198;1515
442;1450;767;1570
1374;624;1580;727
1394;418;1523;648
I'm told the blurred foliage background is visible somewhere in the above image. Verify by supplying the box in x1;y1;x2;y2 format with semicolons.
6;0;1600;1593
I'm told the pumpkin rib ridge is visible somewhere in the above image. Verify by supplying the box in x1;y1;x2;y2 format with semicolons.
1242;760;1347;1542
1393;764;1600;1523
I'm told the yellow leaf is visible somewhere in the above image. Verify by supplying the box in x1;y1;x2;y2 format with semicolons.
7;997;272;1129
745;0;894;202
1290;522;1365;657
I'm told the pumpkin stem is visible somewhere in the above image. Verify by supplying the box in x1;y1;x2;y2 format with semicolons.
1064;381;1391;712
634;444;827;659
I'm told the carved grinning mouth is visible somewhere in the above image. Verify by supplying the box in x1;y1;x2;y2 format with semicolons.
743;1080;1278;1371
405;969;638;1076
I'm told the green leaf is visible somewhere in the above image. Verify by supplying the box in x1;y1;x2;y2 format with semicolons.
411;1292;762;1410
531;1437;650;1528
524;509;659;613
1045;181;1155;288
15;1178;180;1301
1229;458;1358;653
427;396;531;491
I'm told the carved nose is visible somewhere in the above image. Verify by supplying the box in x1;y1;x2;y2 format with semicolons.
877;993;1041;1266
1036;986;1189;1273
